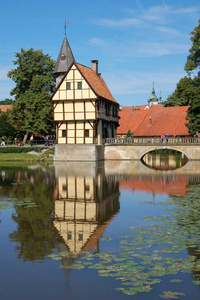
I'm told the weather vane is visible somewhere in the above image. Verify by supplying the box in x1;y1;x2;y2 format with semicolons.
152;81;155;88
65;19;69;36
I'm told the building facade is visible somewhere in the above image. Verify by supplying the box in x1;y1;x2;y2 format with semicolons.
51;35;119;146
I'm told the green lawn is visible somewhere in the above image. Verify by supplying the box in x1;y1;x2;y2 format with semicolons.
0;148;54;162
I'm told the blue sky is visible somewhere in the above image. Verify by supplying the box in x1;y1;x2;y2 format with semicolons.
0;0;200;106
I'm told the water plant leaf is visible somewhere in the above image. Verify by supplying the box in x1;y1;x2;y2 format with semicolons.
159;291;185;299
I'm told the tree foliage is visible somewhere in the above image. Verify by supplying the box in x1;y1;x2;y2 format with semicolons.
125;129;133;138
184;19;200;75
0;110;17;140
0;98;15;105
7;48;55;137
164;20;200;134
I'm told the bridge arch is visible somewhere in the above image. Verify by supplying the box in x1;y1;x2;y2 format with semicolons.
139;145;190;160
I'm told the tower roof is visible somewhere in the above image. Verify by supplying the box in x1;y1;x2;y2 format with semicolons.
53;35;75;74
148;87;158;102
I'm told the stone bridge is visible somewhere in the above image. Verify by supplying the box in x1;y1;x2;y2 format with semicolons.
104;143;200;160
54;138;200;161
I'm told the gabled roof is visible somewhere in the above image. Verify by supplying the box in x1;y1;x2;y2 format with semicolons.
53;35;75;74
51;61;118;104
76;63;117;103
117;105;191;136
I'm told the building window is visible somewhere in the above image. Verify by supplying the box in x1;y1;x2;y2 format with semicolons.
62;184;66;191
66;82;71;90
79;233;83;241
105;102;110;116
61;53;66;61
68;232;72;240
85;185;90;192
85;130;89;138
62;130;66;138
77;82;82;89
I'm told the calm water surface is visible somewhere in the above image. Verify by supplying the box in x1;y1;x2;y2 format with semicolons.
1;158;200;300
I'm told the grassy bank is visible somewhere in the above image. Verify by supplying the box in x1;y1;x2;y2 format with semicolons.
0;147;54;162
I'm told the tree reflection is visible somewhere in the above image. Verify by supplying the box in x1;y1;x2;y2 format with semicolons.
170;184;200;280
0;166;58;262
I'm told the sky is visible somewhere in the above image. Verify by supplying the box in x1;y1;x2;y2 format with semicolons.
0;0;200;107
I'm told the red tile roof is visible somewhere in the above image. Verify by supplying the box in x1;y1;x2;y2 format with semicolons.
76;63;118;103
0;105;13;112
117;105;191;136
120;175;188;195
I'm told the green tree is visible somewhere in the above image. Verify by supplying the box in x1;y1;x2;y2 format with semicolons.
125;129;133;138
0;98;15;104
164;77;196;107
164;20;200;134
184;19;200;75
7;48;55;142
0;109;17;140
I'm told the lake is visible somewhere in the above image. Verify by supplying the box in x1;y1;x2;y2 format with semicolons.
1;157;200;300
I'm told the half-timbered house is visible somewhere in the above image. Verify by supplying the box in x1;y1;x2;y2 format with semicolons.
51;35;119;149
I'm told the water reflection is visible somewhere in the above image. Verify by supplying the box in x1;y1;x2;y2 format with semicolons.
0;164;57;261
142;152;188;170
53;162;120;256
2;160;200;299
1;159;200;263
105;159;200;196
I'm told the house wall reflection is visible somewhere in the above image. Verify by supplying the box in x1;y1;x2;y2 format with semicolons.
54;163;120;254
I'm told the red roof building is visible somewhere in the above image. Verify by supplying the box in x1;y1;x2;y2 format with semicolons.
0;105;13;112
117;105;191;138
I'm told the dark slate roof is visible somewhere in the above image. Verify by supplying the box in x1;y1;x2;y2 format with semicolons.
53;35;75;74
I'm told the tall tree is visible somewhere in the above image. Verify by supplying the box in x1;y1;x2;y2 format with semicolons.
184;19;200;75
0;110;17;140
7;48;55;141
164;20;200;134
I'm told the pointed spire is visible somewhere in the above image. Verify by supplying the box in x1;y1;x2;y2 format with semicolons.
53;35;75;75
152;81;155;95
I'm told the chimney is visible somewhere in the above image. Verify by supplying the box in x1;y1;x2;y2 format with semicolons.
149;116;152;126
91;60;99;75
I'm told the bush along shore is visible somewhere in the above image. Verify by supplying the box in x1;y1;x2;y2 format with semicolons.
0;146;54;162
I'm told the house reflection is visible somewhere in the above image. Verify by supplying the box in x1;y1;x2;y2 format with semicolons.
104;160;200;196
53;162;120;255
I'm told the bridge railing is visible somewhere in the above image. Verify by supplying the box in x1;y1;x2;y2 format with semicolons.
105;137;200;145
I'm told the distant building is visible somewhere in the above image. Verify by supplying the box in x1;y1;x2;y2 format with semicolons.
51;33;119;145
0;105;13;112
148;84;163;107
117;105;191;138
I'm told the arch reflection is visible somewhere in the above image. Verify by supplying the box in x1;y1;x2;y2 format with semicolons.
142;152;188;170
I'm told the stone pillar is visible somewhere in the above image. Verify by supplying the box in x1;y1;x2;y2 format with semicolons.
98;119;102;145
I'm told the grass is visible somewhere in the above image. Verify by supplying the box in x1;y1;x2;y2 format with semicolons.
0;147;54;162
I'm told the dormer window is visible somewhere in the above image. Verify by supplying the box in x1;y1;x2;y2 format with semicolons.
66;82;71;90
77;82;82;90
60;53;66;61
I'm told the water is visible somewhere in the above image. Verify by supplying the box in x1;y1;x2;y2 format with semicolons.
0;158;200;299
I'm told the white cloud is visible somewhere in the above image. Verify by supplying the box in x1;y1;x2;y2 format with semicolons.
87;38;105;45
105;70;183;95
103;70;185;105
155;26;185;36
133;42;189;57
87;37;189;58
92;4;199;29
93;17;142;27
